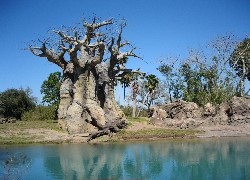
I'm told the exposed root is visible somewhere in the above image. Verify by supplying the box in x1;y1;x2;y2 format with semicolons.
76;101;128;142
87;119;127;142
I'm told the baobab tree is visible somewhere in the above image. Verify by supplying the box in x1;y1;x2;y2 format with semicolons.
30;17;142;136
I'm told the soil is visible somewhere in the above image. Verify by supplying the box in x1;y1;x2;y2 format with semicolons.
0;120;249;145
196;124;250;138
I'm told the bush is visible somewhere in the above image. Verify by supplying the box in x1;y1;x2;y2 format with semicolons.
0;88;36;119
121;106;148;117
21;105;57;121
121;106;133;117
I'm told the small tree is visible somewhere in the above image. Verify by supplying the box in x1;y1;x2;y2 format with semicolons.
0;88;36;119
41;72;62;119
117;69;144;118
41;72;61;106
137;74;159;116
158;62;183;102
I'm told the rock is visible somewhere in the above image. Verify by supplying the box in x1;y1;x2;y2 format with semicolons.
164;118;203;129
163;100;202;119
7;118;16;123
0;117;16;124
149;96;250;129
0;118;7;124
227;96;250;125
203;103;216;116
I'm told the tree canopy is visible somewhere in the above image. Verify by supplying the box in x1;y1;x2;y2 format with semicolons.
41;72;61;106
0;88;36;119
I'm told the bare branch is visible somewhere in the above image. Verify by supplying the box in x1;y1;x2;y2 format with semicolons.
52;30;75;43
108;37;115;53
29;42;67;69
120;41;130;47
116;26;123;48
84;18;113;30
117;47;143;60
90;41;106;66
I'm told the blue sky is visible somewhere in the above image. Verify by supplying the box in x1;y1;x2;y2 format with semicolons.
0;0;250;102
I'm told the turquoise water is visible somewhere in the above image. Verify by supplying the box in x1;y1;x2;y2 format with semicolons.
0;138;250;180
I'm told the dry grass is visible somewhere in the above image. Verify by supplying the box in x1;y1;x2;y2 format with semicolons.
0;120;64;144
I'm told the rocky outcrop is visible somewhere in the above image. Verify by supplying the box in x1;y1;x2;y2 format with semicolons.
227;96;250;125
149;96;250;129
0;117;16;124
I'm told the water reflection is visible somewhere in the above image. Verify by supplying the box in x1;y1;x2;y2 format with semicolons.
0;138;249;179
43;144;128;179
42;138;250;180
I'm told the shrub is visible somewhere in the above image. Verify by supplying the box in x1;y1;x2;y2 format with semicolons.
0;88;36;119
21;105;57;121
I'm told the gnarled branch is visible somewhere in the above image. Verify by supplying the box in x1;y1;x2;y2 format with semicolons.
30;42;67;69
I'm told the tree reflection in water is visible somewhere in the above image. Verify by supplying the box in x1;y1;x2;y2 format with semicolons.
43;138;250;179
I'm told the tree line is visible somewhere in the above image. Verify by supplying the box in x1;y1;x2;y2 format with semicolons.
124;36;250;116
157;36;250;106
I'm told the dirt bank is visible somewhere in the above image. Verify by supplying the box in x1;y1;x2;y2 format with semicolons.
0;118;249;145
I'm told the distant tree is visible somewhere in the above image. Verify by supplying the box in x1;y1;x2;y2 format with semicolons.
118;70;143;118
41;72;61;106
229;38;250;96
157;61;183;102
179;54;236;105
158;35;241;106
40;72;62;119
137;74;159;116
0;88;36;119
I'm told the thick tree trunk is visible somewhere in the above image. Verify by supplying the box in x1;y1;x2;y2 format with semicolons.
58;64;124;134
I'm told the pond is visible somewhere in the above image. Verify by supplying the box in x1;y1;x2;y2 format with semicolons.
0;138;249;180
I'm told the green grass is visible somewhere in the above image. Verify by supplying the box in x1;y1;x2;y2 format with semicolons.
127;117;149;122
127;117;149;127
115;128;204;141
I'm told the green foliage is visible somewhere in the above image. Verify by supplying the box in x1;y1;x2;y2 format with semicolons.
21;105;57;121
157;63;183;102
41;72;61;106
137;74;160;115
0;88;36;119
145;74;159;94
121;106;148;117
230;38;250;80
229;38;250;95
179;62;233;105
158;53;237;106
121;106;133;117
